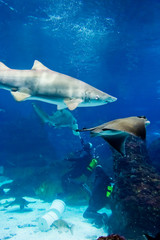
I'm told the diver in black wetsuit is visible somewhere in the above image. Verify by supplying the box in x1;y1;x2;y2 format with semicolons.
61;138;98;194
83;165;113;228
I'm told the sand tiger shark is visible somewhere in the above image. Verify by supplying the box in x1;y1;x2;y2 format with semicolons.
0;60;117;110
32;103;80;136
77;116;150;155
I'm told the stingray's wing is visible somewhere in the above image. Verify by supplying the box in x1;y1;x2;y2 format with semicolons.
102;130;129;156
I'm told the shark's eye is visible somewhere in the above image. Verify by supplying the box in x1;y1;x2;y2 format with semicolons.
95;95;99;100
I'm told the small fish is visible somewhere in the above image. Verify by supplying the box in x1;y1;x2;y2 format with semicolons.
52;219;74;234
77;116;150;156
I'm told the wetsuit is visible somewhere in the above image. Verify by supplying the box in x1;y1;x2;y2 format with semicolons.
83;166;111;228
61;142;93;193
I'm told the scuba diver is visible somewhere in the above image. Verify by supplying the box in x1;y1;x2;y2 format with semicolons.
83;165;113;228
61;137;98;194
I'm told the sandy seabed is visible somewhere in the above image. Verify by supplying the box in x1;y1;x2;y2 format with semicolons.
0;197;111;240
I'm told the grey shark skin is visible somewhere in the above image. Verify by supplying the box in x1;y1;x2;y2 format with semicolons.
78;116;150;155
32;103;80;136
32;103;51;125
0;60;117;110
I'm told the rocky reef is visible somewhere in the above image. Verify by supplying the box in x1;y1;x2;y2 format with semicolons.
108;136;160;239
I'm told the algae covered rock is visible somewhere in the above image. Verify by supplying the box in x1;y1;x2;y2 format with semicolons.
108;136;160;239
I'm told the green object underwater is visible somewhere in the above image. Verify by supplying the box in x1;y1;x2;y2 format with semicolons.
106;185;113;198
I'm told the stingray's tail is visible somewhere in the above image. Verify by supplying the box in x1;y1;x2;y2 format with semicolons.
76;128;87;132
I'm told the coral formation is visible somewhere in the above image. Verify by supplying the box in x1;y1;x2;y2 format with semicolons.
108;136;160;239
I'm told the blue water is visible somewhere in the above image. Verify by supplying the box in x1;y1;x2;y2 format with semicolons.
1;1;160;239
0;1;160;167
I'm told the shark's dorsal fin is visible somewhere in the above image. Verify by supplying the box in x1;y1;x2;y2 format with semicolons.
64;98;83;111
0;62;10;70
32;60;49;71
11;91;31;101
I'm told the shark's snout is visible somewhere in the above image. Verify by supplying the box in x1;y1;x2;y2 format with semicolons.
106;96;117;103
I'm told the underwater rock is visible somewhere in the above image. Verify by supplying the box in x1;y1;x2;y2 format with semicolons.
97;234;126;240
108;136;160;239
148;138;160;173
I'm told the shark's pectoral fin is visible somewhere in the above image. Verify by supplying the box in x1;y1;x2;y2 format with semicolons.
64;98;83;111
11;91;31;101
102;132;128;156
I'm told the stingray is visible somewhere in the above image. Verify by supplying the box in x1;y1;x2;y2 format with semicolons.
77;116;150;156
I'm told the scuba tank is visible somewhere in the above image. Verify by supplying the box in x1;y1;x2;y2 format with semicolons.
87;158;98;172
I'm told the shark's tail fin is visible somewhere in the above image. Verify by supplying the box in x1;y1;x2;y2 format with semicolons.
32;103;51;125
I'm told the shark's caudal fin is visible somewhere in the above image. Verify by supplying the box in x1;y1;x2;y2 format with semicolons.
32;103;51;124
102;133;128;156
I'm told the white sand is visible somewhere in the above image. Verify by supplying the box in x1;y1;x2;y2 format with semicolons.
0;197;111;240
